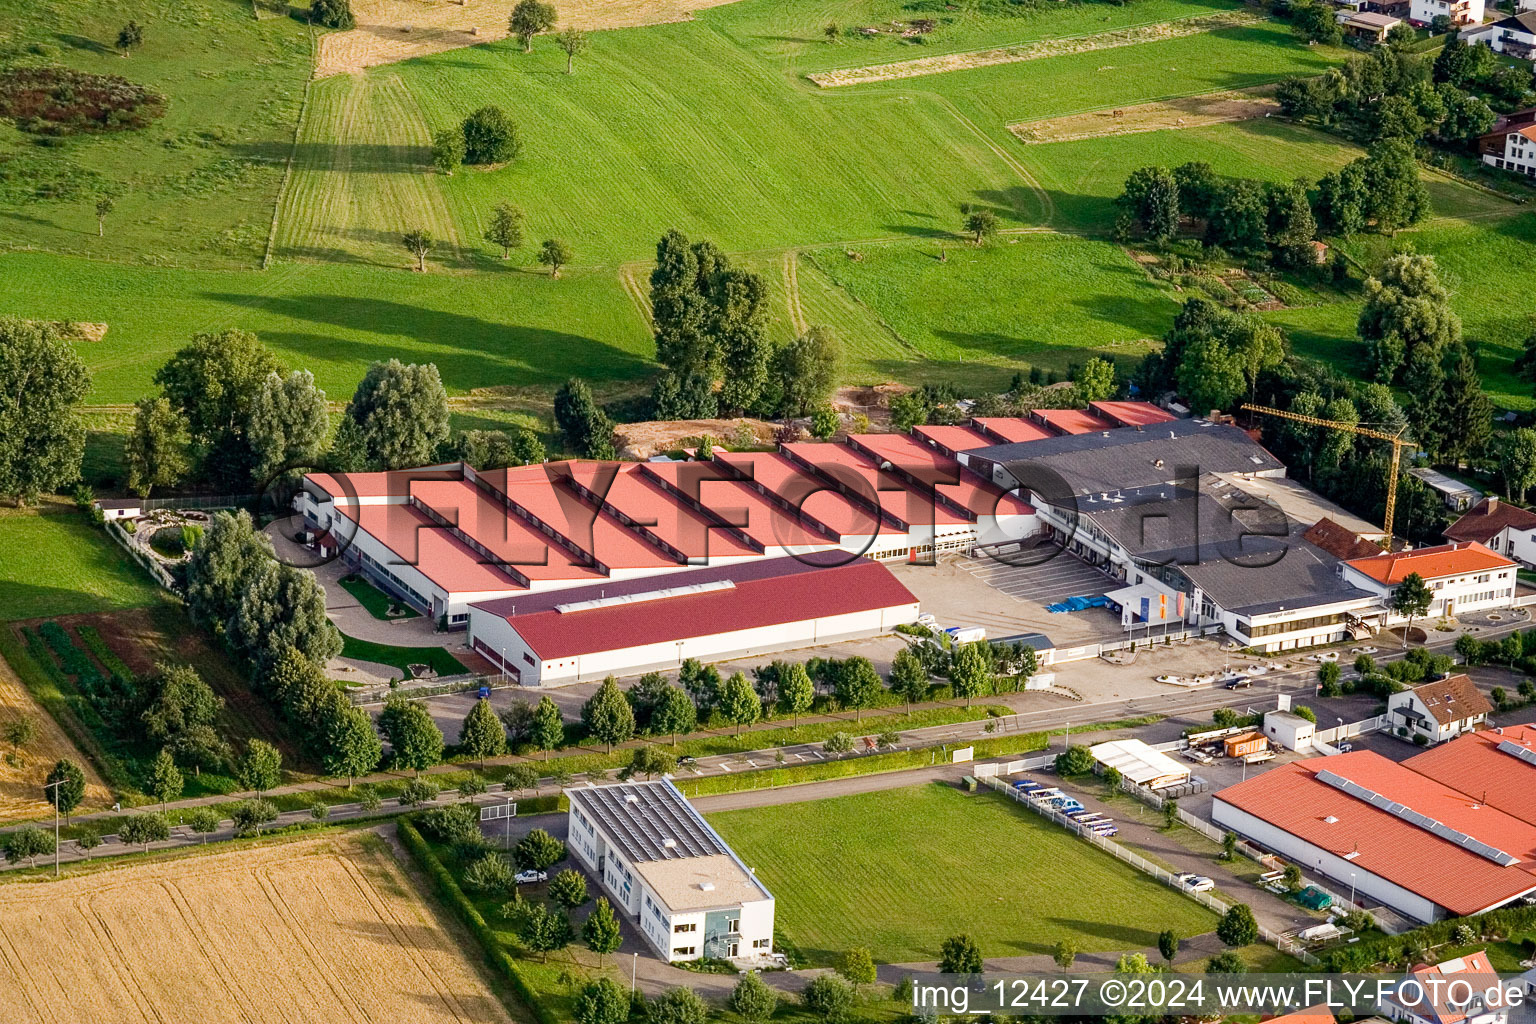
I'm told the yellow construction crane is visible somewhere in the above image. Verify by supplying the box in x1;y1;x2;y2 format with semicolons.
1240;402;1416;547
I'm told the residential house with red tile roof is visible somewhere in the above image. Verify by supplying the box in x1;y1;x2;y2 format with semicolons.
1444;498;1536;567
1380;951;1508;1024
1386;675;1494;746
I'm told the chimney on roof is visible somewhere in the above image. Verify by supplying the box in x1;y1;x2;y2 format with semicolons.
1487;496;1499;514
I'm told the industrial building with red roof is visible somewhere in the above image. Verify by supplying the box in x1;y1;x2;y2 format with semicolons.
467;555;919;686
1213;727;1536;923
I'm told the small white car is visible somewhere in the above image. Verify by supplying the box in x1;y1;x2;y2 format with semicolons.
514;869;548;885
1176;873;1215;892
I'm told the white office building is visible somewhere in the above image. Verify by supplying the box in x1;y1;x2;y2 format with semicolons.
566;780;775;964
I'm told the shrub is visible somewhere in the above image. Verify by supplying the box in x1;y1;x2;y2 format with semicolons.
399;777;440;806
0;67;165;135
463;852;517;896
419;801;480;844
461;106;519;164
1217;904;1259;946
311;0;355;28
230;798;278;837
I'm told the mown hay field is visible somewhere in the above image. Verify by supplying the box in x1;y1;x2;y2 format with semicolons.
0;834;518;1024
0;650;111;822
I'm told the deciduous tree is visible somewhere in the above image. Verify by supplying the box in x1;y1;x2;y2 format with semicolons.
573;977;625;1024
147;748;184;810
0;318;90;503
237;739;283;796
247;369;329;483
730;971;778;1022
582;676;635;752
777;661;814;724
379;694;445;774
344;359;451;470
462;105;519;162
402;229;434;272
539;237;572;277
460;697;508;767
483;202;524;257
323;702;381;786
557;26;588;73
44;758;85;821
126;396;190;497
154;328;281;489
509;0;558;52
530;695;564;759
431;126;465;175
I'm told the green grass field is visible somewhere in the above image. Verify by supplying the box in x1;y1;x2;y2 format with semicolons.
0;0;311;268
0;510;164;620
0;251;653;403
709;783;1216;964
811;233;1180;387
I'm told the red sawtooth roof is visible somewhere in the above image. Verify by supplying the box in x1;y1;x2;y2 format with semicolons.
1216;752;1536;915
334;503;526;594
308;467;460;501
405;478;607;584
972;417;1053;444
480;465;679;570
1089;400;1177;429
1344;541;1515;584
913;423;994;454
477;557;918;660
638;461;840;551
563;462;759;561
1406;724;1536;827
715;451;901;537
1032;408;1115;435
845;433;1034;519
781;441;972;527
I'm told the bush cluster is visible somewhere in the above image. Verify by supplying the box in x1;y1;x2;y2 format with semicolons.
0;67;165;135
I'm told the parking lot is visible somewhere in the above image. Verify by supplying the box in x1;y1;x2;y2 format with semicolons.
964;547;1123;606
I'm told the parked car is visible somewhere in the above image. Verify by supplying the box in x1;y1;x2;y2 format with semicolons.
1336;742;1353;753
678;755;698;767
514;870;548;885
1225;677;1253;690
1090;823;1119;837
1176;873;1215;892
1182;748;1214;765
917;613;938;629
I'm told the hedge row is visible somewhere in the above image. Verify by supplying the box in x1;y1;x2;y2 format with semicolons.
396;817;554;1024
1320;903;1536;971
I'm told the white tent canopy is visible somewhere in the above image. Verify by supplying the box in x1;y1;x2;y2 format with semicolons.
1089;739;1191;790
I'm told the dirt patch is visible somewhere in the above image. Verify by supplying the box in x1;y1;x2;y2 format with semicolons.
25;321;109;342
0;833;518;1023
0;640;112;822
615;417;779;459
316;0;747;77
807;11;1262;88
1010;86;1281;143
832;383;909;430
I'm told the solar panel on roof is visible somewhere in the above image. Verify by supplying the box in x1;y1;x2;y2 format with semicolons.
1497;739;1536;768
1313;769;1519;867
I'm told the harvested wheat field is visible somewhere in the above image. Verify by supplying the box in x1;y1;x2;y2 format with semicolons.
317;0;746;77
0;652;109;823
1010;86;1281;143
806;10;1261;87
0;834;517;1024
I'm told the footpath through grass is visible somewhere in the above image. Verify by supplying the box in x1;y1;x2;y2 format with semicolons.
710;782;1217;964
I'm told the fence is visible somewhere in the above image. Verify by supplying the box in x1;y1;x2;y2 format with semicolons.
980;775;1320;965
346;673;504;705
141;493;261;512
105;519;178;591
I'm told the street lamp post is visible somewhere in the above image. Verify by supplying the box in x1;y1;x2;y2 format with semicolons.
1349;872;1357;906
504;796;516;851
42;777;62;877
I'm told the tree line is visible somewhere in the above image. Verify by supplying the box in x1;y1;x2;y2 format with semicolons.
122;328;545;495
